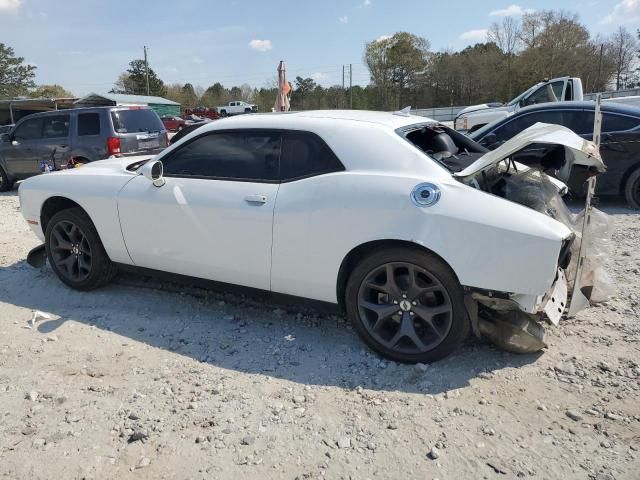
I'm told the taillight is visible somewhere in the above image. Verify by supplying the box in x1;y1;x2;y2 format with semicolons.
107;136;121;156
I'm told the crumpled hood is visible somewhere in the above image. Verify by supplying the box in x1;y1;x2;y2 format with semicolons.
454;123;605;179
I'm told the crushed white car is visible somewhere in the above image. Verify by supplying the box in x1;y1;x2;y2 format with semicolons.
18;110;612;363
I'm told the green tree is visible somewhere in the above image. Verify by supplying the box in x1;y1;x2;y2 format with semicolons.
0;43;36;99
181;83;198;108
364;32;430;110
200;82;227;107
30;84;74;98
111;59;166;97
292;76;317;109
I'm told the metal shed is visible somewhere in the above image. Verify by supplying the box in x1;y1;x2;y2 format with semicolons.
75;93;181;116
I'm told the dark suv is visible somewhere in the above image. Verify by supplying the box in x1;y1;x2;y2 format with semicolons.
0;106;168;191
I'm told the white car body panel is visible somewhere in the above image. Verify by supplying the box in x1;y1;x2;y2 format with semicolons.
19;111;584;313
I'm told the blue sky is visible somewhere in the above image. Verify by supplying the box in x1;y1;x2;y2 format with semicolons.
0;0;637;96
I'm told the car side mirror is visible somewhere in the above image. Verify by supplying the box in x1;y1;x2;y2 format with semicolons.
140;159;165;187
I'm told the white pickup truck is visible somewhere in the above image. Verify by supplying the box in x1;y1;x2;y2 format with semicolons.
217;101;258;117
454;77;584;132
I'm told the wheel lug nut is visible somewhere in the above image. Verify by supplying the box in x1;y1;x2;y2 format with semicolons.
412;301;417;306
393;300;398;304
409;312;414;316
402;293;407;299
397;311;402;315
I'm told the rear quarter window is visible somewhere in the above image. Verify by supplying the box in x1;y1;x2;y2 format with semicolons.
111;109;164;134
77;113;101;136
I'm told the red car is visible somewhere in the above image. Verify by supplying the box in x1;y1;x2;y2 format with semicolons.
160;116;189;132
184;107;220;121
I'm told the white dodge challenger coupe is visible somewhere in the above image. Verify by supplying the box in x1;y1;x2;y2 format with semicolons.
18;110;608;363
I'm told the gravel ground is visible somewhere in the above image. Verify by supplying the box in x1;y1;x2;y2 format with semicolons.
0;190;638;479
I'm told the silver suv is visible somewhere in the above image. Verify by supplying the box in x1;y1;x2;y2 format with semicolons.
0;106;168;191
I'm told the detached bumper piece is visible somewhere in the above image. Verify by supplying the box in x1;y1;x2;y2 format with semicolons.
27;244;47;268
477;310;547;354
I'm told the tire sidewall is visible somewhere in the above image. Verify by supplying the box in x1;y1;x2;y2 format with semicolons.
45;208;112;290
345;248;470;363
624;167;640;210
0;166;11;192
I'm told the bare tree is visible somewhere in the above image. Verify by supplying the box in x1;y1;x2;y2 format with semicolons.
488;17;521;97
607;27;638;90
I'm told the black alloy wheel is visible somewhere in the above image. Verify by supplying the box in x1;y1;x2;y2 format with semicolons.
346;248;469;363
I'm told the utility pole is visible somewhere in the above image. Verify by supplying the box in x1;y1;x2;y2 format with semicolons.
350;64;354;109
342;65;345;109
596;43;604;91
144;46;150;96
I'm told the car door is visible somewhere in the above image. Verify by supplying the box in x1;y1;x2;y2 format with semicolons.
117;129;281;290
2;116;47;178
39;114;71;171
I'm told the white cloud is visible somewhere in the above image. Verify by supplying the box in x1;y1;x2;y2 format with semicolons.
459;29;488;42
311;72;328;82
489;4;534;17
339;15;348;24
0;0;22;13
248;39;272;52
376;34;391;42
601;0;640;24
362;0;371;6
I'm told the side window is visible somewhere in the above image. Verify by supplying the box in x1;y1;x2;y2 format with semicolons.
493;111;564;142
42;115;70;139
162;130;281;181
564;110;594;135
13;118;43;141
280;132;344;181
525;81;564;106
602;113;640;132
78;113;101;136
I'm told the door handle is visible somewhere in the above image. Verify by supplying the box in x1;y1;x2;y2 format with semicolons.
245;194;268;204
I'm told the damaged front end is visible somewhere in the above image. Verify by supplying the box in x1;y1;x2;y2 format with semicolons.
454;122;614;353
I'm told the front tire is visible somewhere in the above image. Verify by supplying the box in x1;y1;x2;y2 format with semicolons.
45;207;117;290
345;248;469;363
624;167;640;209
219;110;227;118
0;166;13;192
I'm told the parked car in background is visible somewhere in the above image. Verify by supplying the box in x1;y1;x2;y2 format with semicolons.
0;124;14;135
0;106;168;192
161;116;190;132
18;111;608;363
454;77;584;133
216;101;258;117
469;102;640;208
183;107;220;121
168;121;208;145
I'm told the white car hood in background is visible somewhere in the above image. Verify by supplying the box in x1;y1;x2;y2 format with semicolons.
454;123;605;179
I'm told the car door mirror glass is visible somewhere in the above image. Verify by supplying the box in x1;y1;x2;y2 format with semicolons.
140;160;165;187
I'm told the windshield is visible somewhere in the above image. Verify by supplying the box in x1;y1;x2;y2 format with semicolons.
506;82;543;107
111;109;164;134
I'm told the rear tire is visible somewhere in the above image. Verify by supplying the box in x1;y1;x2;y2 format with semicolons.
45;207;117;290
345;248;470;363
0;166;13;192
624;167;640;209
220;110;227;118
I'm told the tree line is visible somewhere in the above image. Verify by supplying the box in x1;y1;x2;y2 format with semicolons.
1;10;639;112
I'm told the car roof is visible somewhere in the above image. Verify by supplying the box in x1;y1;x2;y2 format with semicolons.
517;101;640;117
200;110;436;131
14;105;154;120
